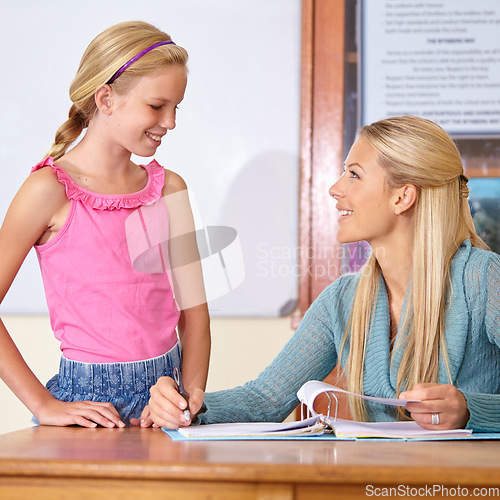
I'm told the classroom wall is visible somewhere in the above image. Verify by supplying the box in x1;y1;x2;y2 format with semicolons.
0;316;294;435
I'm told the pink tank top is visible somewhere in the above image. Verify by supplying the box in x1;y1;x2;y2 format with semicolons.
32;157;180;363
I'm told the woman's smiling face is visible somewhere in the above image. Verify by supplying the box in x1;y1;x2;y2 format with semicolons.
329;136;400;246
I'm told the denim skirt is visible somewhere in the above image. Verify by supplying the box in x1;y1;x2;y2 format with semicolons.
35;342;181;426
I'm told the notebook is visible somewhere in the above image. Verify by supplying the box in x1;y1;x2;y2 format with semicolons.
162;380;475;441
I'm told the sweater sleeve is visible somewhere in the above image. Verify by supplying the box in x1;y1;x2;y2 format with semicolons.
198;283;344;424
463;252;500;432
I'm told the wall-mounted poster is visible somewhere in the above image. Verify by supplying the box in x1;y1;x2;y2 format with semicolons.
360;0;500;137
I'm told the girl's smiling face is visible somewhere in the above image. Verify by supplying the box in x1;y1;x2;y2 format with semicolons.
329;136;400;246
106;64;187;157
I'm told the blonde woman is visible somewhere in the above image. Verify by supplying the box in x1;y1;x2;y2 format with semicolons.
150;115;499;432
0;21;209;428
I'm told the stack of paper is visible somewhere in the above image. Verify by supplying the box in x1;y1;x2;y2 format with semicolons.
174;416;325;439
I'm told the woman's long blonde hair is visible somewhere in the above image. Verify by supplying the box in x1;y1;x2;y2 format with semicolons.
46;21;189;161
341;115;488;420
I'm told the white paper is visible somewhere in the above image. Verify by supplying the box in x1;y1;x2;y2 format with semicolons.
297;380;419;417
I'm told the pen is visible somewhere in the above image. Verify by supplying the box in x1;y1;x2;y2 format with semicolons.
173;366;191;422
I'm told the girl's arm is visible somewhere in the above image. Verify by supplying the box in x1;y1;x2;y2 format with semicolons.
177;303;211;420
145;170;210;428
0;169;124;428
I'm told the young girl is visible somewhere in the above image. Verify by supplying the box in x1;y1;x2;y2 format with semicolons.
0;21;210;428
150;115;500;432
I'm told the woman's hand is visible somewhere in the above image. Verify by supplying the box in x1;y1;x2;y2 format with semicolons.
400;383;470;430
148;376;205;429
35;398;125;428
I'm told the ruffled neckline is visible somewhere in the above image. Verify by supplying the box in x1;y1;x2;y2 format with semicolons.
31;157;164;210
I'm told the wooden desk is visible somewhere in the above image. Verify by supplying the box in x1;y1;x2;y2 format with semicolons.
0;426;499;500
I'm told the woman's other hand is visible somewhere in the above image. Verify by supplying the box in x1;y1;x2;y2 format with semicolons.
400;383;470;430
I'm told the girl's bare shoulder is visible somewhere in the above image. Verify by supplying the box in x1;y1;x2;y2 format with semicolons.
21;165;68;204
162;168;188;196
0;165;70;252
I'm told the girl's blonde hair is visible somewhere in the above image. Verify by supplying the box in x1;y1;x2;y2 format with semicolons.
46;21;189;160
341;115;488;420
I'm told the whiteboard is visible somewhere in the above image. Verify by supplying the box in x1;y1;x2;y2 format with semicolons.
0;0;301;316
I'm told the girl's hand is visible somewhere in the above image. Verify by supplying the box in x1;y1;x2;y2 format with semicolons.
148;376;205;429
35;398;126;428
400;383;470;430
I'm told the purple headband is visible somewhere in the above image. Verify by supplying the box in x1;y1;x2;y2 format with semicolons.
107;40;176;84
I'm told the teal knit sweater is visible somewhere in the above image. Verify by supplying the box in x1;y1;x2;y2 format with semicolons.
199;240;500;432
